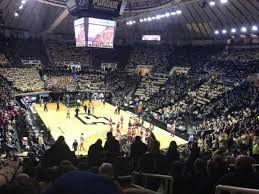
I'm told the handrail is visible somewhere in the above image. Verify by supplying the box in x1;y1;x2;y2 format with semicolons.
216;185;259;194
132;171;173;194
132;171;173;180
132;184;160;194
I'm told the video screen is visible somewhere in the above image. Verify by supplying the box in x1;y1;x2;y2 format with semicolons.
87;18;116;48
74;18;86;47
142;35;161;41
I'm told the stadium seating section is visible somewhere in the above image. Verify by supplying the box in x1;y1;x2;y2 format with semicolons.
0;38;259;194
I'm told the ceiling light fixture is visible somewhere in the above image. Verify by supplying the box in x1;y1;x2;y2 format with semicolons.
209;1;216;6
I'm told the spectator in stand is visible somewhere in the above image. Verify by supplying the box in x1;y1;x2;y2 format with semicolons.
170;161;191;194
166;141;180;164
206;156;228;194
0;173;40;194
191;159;208;194
42;136;76;167
140;140;168;175
88;139;104;168
104;132;120;158
216;155;259;189
186;142;200;172
130;136;147;169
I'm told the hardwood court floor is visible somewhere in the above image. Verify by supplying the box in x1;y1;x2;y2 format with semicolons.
35;101;187;155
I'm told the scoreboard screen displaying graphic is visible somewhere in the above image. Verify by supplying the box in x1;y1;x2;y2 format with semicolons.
74;18;87;47
74;17;116;48
87;17;116;48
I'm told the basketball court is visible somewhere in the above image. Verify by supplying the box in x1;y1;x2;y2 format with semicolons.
34;101;187;155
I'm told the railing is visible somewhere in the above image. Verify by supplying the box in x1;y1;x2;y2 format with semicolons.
132;171;173;194
216;185;259;194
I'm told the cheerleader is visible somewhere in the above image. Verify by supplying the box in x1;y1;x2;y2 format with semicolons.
132;126;136;140
115;128;121;142
145;128;150;143
116;122;120;132
127;127;132;144
120;116;123;130
109;117;113;131
140;127;144;139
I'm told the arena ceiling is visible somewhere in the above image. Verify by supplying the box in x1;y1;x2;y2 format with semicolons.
0;0;259;40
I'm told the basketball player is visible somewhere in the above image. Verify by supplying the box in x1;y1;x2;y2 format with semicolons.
66;106;70;119
39;97;43;107
75;107;79;117
91;104;95;115
72;139;78;153
56;99;60;111
79;133;85;151
83;104;87;114
44;101;48;112
88;102;91;115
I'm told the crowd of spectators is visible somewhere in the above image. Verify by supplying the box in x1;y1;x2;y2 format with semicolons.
127;44;172;73
0;42;258;194
146;74;203;111
0;68;44;92
0;130;258;194
47;40;90;67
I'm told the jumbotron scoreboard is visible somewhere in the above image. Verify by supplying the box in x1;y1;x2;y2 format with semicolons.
65;0;126;48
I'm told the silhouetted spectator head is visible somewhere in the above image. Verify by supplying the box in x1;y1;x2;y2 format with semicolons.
135;136;141;142
169;141;177;151
96;139;102;145
55;136;65;145
99;163;114;178
235;155;253;172
151;140;160;154
107;132;113;139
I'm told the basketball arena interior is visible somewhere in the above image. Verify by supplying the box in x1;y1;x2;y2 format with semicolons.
0;0;259;193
